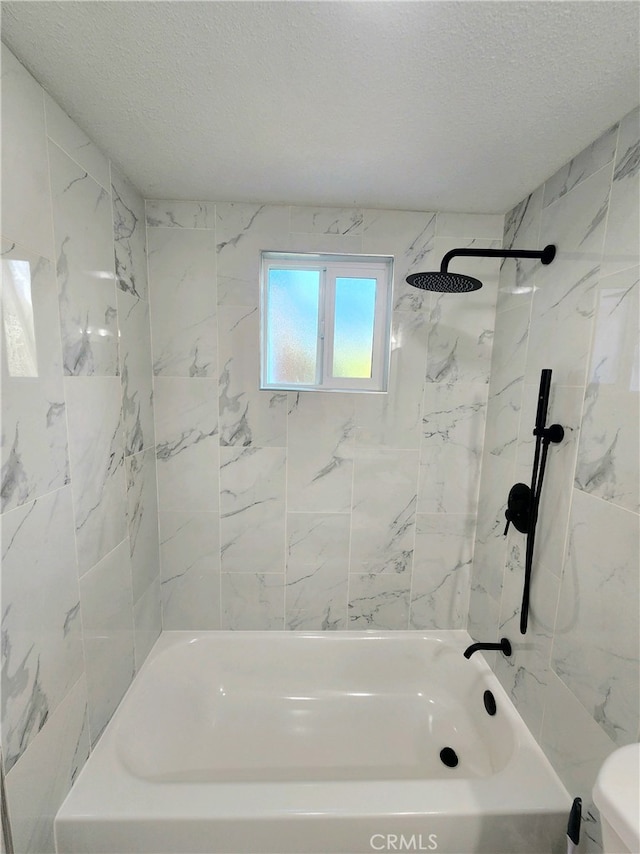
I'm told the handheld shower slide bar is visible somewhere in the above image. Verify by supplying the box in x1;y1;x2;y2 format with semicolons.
504;369;564;634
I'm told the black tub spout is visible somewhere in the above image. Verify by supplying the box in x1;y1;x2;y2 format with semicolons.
463;638;512;659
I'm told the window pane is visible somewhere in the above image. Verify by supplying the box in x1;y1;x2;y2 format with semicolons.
266;268;320;384
332;277;376;378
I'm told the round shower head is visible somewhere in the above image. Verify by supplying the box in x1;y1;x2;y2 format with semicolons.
405;271;483;293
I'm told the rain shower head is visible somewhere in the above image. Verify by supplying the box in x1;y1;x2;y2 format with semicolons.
406;244;556;293
406;271;482;293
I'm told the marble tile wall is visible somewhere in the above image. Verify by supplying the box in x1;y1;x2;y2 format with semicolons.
469;106;640;852
0;45;160;852
147;202;504;632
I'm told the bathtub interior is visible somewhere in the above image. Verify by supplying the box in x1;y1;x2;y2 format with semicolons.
116;632;516;783
55;631;572;854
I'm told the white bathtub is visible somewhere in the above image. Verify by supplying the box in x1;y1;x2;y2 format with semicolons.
55;631;570;854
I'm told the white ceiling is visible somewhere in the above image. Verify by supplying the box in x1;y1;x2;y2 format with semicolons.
2;1;639;213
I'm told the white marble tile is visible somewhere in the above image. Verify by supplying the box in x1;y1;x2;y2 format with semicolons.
147;226;217;377
64;376;127;574
290;207;363;236
410;514;473;629
350;449;418;575
216;203;290;307
482;305;529;462
0;45;53;260
159;511;221;630
495;554;560;740
418;382;488;515
154;377;219;512
525;165;612;387
133;577;162;672
218;305;287;447
539;671;620;854
425;239;500;385
601;107;640;279
285;513;349;630
145;199;215;229
497;186;543;314
355;311;429;449
287;392;355;512
552;489;639;746
347;573;410;630
436;212;504;239
514;383;585;578
543;122;618;209
49;141;119;376
361;209;437;312
4;676;89;854
1;488;83;771
117;289;154;456
79;539;135;745
285;232;363;257
44;92;110;191
125;448;160;604
466;580;500;660
111;165;148;300
471;451;513;602
219;446;286;573
1;241;69;512
221;573;284;630
575;267;639;513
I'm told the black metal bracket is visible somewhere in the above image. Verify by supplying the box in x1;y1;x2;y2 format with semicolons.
503;424;564;537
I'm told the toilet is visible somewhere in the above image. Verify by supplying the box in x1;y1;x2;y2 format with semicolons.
593;743;640;854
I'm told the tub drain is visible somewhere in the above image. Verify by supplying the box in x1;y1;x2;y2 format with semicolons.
483;690;497;716
439;747;459;768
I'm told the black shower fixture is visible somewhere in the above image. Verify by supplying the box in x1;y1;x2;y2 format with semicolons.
406;244;556;292
504;369;565;635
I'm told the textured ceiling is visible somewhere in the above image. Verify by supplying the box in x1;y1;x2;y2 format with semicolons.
2;1;639;212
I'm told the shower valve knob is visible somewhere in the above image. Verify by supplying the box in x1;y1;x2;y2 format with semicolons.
504;483;532;535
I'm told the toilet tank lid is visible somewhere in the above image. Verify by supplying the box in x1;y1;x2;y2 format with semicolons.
592;743;640;852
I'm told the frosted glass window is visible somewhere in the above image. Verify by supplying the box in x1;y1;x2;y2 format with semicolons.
266;268;320;385
261;252;393;392
332;277;376;378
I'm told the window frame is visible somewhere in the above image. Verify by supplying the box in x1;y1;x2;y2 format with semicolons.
260;251;394;393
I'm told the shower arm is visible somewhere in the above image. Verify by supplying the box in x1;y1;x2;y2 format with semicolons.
440;245;556;273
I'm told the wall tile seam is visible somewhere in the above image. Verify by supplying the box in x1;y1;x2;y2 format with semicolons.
567;147;627;522
570;483;640;518
221;570;284;576
41;80;112;195
541;155;619;214
145;224;215;233
0;232;54;264
477;221;522;633
46;136;112;200
144;214;164;635
117;284;151;305
124;439;156;458
494;299;534;318
43;136;111;194
598;262;640;282
3;670;89;783
547;659;633;747
77;533;133;582
0;481;74;520
539;157;616;216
